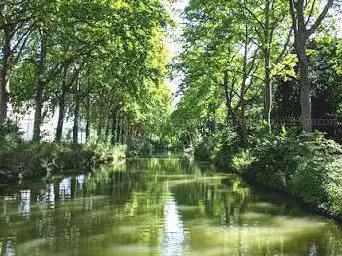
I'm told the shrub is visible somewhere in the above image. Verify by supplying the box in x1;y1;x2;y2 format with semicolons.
214;129;240;168
0;140;126;184
194;136;215;161
0;120;22;141
85;140;126;164
126;137;152;157
231;149;255;171
244;132;342;216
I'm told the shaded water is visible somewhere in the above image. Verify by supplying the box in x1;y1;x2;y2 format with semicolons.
1;157;342;256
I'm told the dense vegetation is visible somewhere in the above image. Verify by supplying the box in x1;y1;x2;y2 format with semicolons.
2;0;342;219
0;135;126;183
166;0;342;218
0;0;172;145
0;0;175;181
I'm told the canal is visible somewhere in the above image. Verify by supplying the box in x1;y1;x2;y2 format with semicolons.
0;157;342;255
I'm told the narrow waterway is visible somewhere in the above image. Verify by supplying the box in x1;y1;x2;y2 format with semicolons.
0;157;342;256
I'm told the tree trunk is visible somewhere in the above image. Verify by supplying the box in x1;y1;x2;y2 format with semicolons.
73;81;80;144
97;118;103;140
85;92;90;142
294;17;312;133
116;110;121;143
33;36;46;142
223;71;236;126
111;108;117;144
298;53;311;133
0;29;11;123
121;112;125;144
97;104;103;140
105;112;111;141
289;0;333;133
55;67;67;142
239;19;249;143
264;52;272;133
123;112;128;144
263;0;272;133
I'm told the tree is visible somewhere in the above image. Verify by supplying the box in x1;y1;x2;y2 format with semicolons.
289;0;334;133
2;0;173;145
243;0;291;133
174;0;264;143
0;0;37;122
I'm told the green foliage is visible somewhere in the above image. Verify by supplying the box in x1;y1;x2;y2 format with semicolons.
2;0;173;144
85;140;126;163
193;128;241;166
0;140;126;184
0;120;22;141
237;132;342;216
194;136;216;161
195;128;342;217
205;129;240;168
231;149;255;171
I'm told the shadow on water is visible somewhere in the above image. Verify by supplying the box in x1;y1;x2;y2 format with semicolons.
0;157;342;255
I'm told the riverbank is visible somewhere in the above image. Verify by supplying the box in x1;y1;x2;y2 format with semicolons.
0;140;126;184
195;131;342;220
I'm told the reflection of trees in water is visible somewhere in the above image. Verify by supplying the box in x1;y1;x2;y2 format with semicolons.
19;190;31;218
1;158;342;255
170;175;342;255
1;238;16;256
162;197;187;256
170;176;251;225
125;157;214;176
0;159;175;255
59;178;71;200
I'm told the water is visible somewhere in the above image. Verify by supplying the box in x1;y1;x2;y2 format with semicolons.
0;157;342;256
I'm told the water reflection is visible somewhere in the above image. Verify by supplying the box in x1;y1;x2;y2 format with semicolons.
76;174;86;192
3;239;15;256
0;158;342;255
37;184;55;209
59;177;71;200
19;190;30;218
162;196;187;256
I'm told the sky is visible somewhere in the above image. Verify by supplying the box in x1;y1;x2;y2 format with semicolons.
165;0;189;106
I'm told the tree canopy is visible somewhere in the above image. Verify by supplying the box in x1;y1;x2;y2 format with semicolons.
1;0;174;145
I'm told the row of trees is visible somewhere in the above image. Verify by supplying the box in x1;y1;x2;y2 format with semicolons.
169;0;342;146
0;0;173;143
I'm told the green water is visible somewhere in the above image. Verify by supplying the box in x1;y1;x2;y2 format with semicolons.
1;157;342;256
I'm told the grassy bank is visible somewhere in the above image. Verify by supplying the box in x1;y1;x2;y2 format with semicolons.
195;131;342;219
0;139;126;184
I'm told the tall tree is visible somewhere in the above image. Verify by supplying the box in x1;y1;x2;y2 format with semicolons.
243;0;291;133
289;0;334;133
0;0;36;122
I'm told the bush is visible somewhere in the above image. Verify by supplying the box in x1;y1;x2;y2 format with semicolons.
85;140;126;163
194;136;216;161
213;129;240;167
0;120;22;141
242;132;342;216
0;140;126;184
231;149;255;171
126;137;171;157
192;128;240;164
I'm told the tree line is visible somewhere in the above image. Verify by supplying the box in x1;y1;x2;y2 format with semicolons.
168;0;342;146
0;0;173;144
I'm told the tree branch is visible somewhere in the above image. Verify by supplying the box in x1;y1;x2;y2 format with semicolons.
307;0;334;37
244;1;265;31
275;28;293;64
305;0;317;26
289;0;298;34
